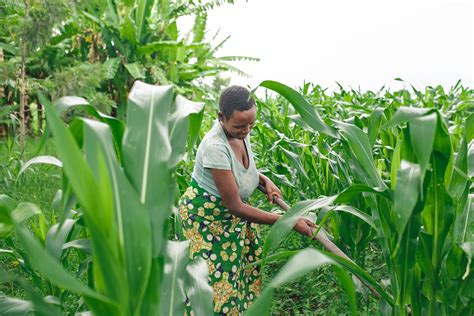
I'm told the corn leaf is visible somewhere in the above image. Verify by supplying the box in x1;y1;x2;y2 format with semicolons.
184;257;214;316
259;80;338;138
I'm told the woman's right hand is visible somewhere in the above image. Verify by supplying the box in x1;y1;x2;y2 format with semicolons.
293;217;316;237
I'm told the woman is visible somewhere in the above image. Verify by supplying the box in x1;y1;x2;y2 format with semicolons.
177;86;315;315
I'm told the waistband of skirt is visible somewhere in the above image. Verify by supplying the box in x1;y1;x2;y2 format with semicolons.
190;178;222;202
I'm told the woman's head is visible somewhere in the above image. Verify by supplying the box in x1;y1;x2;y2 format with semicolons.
218;86;257;140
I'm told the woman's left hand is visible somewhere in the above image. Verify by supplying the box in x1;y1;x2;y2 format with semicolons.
264;178;282;204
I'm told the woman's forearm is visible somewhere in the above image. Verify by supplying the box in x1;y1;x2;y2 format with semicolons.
227;200;280;225
258;172;269;185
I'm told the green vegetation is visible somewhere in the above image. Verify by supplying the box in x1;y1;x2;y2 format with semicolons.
246;81;473;315
2;79;472;314
1;0;473;314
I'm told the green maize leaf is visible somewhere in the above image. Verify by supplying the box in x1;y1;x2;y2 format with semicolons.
410;262;423;315
42;96;126;311
160;241;191;316
140;258;164;316
122;81;174;257
466;114;474;143
460;242;473;280
55;96;125;153
333;267;358;316
390;135;402;190
467;140;474;179
10;203;41;225
246;250;299;269
432;113;453;164
19;156;62;176
316;205;375;229
259;80;338;138
0;202;42;239
448;114;474;190
316;250;394;305
67;119;84;148
340;146;374;186
445;243;468;279
184;257;214;316
35;96;90;155
188;110;205;155
421;151;455;275
248;248;357;316
409;112;437;180
168;95;205;168
384;106;434;129
271;250;336;288
262;196;337;257
288;114;312;131
279;146;309;180
83;118;153;315
0;214;14;239
16;226;115;312
54;96;89;115
79;126;126;305
335;184;392;204
0;278;62;316
333;120;386;188
393;160;421;244
454;193;474;244
0;195;16;213
245;289;272;315
448;135;468;200
270;173;295;188
86;108;125;156
395;203;422;310
367;108;384;147
45;218;76;261
0;295;33;315
0;269;62;316
62;239;91;254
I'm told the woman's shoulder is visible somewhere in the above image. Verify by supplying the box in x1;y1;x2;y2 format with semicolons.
199;137;228;153
200;122;227;147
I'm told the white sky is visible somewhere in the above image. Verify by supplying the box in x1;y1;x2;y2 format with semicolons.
182;0;474;91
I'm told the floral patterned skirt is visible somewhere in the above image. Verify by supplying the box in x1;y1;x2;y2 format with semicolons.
176;179;262;315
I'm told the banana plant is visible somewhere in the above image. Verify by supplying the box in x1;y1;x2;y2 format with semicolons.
80;0;256;117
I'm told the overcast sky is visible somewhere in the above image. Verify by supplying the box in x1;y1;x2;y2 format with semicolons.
182;0;473;91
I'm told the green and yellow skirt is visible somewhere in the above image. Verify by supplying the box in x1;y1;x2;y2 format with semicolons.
176;179;262;315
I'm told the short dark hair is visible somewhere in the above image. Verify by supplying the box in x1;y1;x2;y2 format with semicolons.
219;85;255;119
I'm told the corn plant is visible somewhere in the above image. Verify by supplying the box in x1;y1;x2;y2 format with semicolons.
0;81;213;315
247;81;473;315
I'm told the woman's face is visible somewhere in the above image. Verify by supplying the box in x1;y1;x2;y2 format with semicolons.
220;106;257;140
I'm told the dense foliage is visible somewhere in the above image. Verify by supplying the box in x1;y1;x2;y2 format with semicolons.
1;79;473;314
0;0;252;139
0;1;473;314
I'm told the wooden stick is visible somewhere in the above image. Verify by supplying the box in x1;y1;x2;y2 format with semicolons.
258;184;381;299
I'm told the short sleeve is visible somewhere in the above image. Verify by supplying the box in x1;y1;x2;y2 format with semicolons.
202;143;232;170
